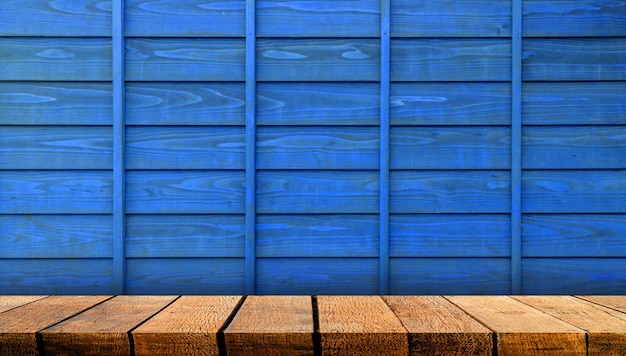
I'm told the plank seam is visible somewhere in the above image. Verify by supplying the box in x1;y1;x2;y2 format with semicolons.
217;296;247;356
126;296;182;356
312;296;322;356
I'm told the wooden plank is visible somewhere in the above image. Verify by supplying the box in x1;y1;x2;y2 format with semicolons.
126;215;245;258
132;296;242;356
245;0;257;295
511;0;523;295
578;296;626;313
380;0;391;294
0;215;112;258
390;170;511;213
383;296;492;355
391;0;511;37
257;39;380;82
125;171;244;214
125;258;245;295
317;296;408;355
125;39;245;81
0;296;47;313
391;39;511;81
389;214;510;257
0;171;112;214
256;258;378;295
0;296;110;356
447;296;586;355
256;171;379;214
256;215;378;258
126;83;245;125
225;296;314;355
522;126;626;169
522;170;626;213
0;127;112;169
523;0;626;37
390;126;510;169
0;38;111;81
523;39;626;81
389;258;510;295
257;127;379;169
41;296;176;356
514;296;626;355
522;214;626;257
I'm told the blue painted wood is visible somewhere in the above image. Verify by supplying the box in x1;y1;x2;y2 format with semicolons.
379;0;391;295
245;0;256;295
511;0;523;295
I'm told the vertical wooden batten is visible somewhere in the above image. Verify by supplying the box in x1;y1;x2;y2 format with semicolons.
511;0;523;295
379;0;391;295
245;0;257;295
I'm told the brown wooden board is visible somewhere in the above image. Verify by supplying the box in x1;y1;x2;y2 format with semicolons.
0;296;110;356
224;296;314;355
0;296;47;313
41;296;176;356
383;296;492;355
447;296;586;355
579;296;626;314
132;296;241;356
317;296;408;355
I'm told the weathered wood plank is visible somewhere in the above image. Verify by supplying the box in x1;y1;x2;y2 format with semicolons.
125;171;244;214
126;215;245;258
225;296;313;355
514;296;626;355
383;296;492;356
0;296;110;356
317;296;408;355
447;296;587;355
256;171;379;214
132;296;242;356
41;296;176;356
0;296;47;313
522;214;626;257
391;39;511;81
523;39;626;81
522;170;626;213
578;296;626;313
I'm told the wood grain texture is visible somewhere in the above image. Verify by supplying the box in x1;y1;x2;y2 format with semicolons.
132;296;242;356
383;296;492;356
225;296;313;355
317;296;408;355
391;0;511;37
391;39;511;81
514;296;626;355
126;215;245;258
41;296;176;356
522;170;626;213
125;258;245;295
0;296;110;356
579;296;626;313
0;296;47;313
523;38;626;81
447;296;586;355
390;171;511;213
522;214;626;257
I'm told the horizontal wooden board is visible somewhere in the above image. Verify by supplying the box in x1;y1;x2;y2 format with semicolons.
257;127;379;169
126;126;245;169
390;126;511;169
0;296;47;313
126;258;245;295
0;38;111;81
578;296;626;313
0;259;112;294
0;215;112;258
256;258;378;294
126;215;245;258
389;214;510;257
522;126;626;169
125;171;245;214
125;38;245;81
391;39;511;81
256;171;379;214
523;38;626;81
390;171;511;213
391;0;511;37
523;0;626;37
389;258;511;295
523;82;626;125
256;214;378;258
0;126;112;169
522;258;626;294
0;83;112;125
0;171;112;214
522;170;626;213
126;83;245;125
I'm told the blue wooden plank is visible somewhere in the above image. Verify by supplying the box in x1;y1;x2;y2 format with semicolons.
245;0;256;295
512;0;523;296
380;0;391;295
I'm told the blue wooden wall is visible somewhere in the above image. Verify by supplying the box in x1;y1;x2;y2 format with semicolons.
1;0;625;295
